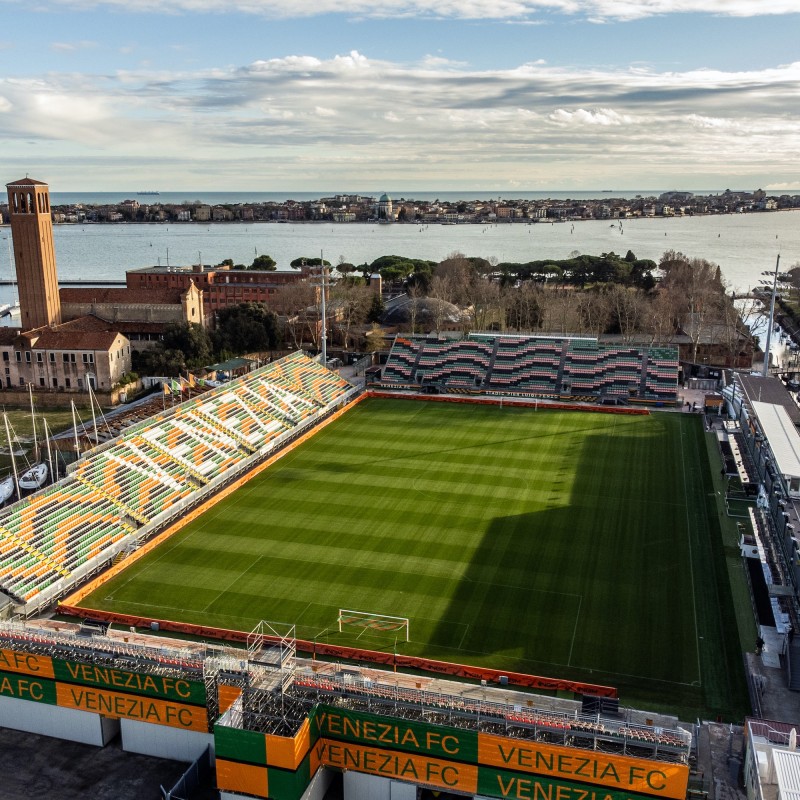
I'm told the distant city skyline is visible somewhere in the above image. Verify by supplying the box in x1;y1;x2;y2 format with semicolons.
1;1;799;191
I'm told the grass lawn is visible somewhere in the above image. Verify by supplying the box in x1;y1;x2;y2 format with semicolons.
82;398;749;719
0;407;91;476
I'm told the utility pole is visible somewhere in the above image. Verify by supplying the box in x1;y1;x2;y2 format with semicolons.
762;254;781;377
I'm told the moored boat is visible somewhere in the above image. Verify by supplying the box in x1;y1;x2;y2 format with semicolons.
0;474;14;504
18;462;48;491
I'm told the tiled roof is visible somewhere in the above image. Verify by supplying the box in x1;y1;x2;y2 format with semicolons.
6;177;48;187
60;287;185;305
32;328;122;351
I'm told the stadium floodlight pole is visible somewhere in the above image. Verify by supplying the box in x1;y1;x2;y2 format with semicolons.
320;251;327;366
762;254;781;377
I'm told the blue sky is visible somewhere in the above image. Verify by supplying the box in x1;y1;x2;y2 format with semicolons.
1;0;799;191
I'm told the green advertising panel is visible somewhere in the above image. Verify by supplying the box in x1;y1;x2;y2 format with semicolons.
214;723;268;766
53;659;206;705
0;669;57;705
478;765;663;800
312;704;479;764
266;758;312;800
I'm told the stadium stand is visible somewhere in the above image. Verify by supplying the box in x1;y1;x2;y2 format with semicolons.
377;333;679;403
0;352;356;612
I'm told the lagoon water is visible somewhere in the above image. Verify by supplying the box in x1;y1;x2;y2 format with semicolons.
1;211;798;307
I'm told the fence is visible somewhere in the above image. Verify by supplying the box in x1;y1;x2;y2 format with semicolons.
160;744;213;800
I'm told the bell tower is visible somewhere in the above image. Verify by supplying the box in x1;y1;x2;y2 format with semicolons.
6;177;62;329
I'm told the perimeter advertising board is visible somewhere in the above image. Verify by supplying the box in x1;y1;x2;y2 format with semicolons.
214;705;689;800
0;648;207;731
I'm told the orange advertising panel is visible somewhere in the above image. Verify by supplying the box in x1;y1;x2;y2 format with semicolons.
55;683;208;732
478;734;689;800
314;737;479;796
216;758;269;799
218;684;242;715
267;718;311;770
0;648;55;679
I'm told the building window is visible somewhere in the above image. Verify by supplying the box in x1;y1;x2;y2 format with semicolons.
77;378;83;389
18;377;24;386
82;353;94;364
15;352;21;362
51;377;57;388
36;352;43;363
49;352;55;363
65;378;71;388
1;352;7;362
63;353;76;363
39;377;45;387
3;368;8;376
25;351;31;363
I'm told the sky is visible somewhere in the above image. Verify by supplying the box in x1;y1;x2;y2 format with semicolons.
1;0;799;192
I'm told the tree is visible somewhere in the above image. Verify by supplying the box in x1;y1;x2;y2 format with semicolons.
366;293;385;324
602;284;646;342
330;284;371;349
162;323;213;369
659;250;722;362
504;283;543;331
250;254;277;271
407;284;423;334
213;304;280;356
290;257;330;269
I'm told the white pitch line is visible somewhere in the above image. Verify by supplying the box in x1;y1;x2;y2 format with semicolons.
679;427;703;687
567;595;583;667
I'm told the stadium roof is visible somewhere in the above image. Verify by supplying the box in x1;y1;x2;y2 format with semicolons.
206;357;257;372
772;748;800;800
752;401;800;480
737;374;800;426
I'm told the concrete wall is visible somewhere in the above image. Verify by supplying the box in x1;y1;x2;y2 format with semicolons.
0;695;119;746
342;771;417;800
300;768;334;800
120;718;214;763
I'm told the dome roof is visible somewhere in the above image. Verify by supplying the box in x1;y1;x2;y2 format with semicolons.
379;193;391;202
381;295;465;326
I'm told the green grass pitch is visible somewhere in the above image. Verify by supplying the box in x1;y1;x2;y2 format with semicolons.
83;398;748;719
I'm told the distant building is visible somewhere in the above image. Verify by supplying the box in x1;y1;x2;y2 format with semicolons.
60;281;206;350
125;264;312;312
377;193;393;221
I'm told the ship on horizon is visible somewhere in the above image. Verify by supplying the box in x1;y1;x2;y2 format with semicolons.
136;190;160;196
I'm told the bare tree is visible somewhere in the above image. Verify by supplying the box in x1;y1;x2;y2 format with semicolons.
330;283;371;349
576;290;609;337
407;284;424;335
465;278;501;332
659;251;721;362
642;289;680;346
603;284;647;343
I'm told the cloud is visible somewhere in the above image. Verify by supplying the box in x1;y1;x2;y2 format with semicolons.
12;0;800;20
50;40;98;52
2;54;799;189
549;108;634;125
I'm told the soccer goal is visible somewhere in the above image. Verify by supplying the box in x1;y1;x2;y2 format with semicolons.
338;609;410;642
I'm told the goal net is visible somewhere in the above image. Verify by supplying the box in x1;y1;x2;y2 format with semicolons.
338;609;410;642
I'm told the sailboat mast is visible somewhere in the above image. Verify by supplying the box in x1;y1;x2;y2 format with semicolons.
28;382;38;461
44;419;54;485
71;400;80;458
89;384;98;449
4;414;19;492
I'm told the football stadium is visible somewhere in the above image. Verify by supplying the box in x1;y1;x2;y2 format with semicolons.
0;338;748;800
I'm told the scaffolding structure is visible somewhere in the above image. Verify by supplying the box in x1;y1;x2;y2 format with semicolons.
1;617;692;767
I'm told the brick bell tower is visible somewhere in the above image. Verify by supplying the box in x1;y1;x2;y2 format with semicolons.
6;177;62;329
